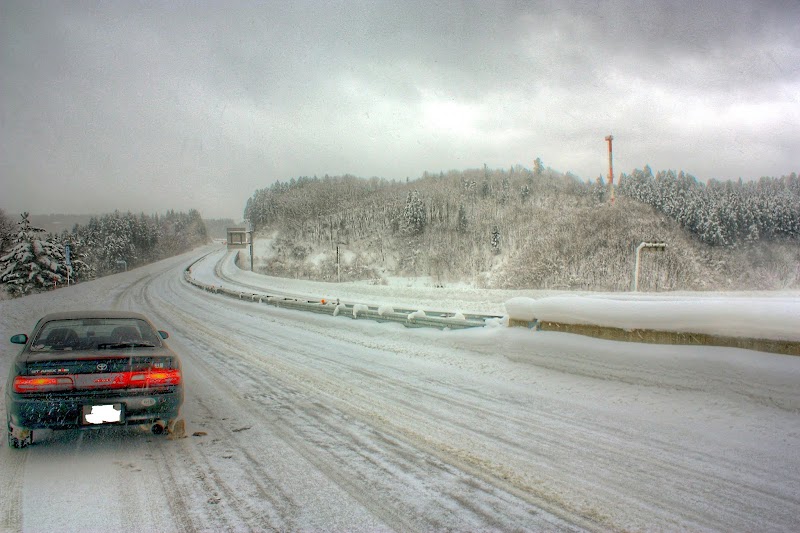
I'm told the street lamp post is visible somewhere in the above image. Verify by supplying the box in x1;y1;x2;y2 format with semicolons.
247;223;254;272
633;242;666;291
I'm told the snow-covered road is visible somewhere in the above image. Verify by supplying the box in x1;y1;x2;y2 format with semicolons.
2;246;799;532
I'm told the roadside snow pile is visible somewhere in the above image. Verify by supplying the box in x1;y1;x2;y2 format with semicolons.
505;296;800;341
352;304;369;318
378;304;394;316
408;310;427;321
484;316;508;328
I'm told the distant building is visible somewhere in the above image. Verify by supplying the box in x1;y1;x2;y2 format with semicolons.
226;227;248;250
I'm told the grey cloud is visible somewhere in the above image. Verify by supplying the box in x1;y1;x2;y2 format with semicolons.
1;0;798;218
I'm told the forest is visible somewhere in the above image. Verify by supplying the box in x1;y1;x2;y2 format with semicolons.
0;209;209;297
243;163;799;291
3;163;796;297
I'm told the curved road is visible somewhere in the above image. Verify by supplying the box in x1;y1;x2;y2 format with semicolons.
1;247;799;532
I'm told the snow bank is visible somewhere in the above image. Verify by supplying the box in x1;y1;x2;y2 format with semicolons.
193;248;800;343
506;296;800;341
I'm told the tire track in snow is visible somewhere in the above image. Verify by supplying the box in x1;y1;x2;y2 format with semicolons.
116;263;294;531
101;255;257;531
141;281;425;531
142;268;592;531
133;264;404;530
308;354;800;531
178;263;800;531
113;250;800;532
320;342;800;531
0;446;27;531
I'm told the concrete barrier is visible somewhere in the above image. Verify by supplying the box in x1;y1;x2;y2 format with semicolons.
509;319;800;356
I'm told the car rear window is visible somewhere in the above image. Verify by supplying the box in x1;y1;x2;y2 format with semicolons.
31;318;163;351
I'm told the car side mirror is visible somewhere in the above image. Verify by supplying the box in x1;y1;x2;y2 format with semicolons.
10;334;28;345
158;331;169;339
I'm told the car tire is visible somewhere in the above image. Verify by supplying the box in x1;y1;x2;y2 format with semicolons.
7;418;32;449
8;430;31;449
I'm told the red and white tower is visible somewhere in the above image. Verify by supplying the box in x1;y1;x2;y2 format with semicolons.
605;134;615;204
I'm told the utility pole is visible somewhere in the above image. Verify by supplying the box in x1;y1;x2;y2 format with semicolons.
605;134;615;204
247;222;254;271
65;244;71;286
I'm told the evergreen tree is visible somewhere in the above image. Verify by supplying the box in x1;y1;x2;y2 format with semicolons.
481;179;491;198
521;184;531;203
402;190;427;236
457;204;468;233
500;176;510;205
0;208;15;253
619;167;800;246
491;226;501;254
0;213;65;296
533;157;544;177
592;177;606;203
61;233;95;283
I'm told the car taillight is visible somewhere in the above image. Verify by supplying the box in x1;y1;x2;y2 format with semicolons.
14;376;75;393
127;368;181;388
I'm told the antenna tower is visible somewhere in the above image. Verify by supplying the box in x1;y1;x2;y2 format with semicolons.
605;134;615;204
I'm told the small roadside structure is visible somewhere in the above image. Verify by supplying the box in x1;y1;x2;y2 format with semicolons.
226;227;248;250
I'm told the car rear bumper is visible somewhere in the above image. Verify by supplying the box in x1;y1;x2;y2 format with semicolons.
6;388;183;430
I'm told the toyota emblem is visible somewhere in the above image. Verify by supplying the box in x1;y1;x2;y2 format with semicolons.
96;363;108;371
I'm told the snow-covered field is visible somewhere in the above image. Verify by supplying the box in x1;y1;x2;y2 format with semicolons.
2;245;799;532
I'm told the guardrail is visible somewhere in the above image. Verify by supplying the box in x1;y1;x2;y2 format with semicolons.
184;251;798;355
183;254;499;330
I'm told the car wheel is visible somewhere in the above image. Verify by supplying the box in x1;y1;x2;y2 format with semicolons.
8;431;33;449
7;419;32;449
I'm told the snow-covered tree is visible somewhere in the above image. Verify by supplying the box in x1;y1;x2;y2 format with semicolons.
402;190;427;236
491;226;501;254
456;204;468;233
500;176;510;205
619;168;799;247
533;157;544;177
520;184;531;203
60;233;95;283
591;177;606;203
480;179;491;198
0;208;15;253
0;212;65;296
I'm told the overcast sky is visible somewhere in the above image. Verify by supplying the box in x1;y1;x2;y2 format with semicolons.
2;0;798;220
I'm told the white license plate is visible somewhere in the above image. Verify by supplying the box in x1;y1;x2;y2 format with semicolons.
82;404;123;425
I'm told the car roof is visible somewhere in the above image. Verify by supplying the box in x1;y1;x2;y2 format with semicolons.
38;310;154;322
